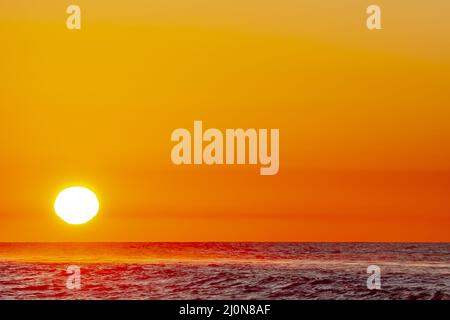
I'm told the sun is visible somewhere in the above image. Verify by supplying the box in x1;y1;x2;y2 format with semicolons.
54;187;99;224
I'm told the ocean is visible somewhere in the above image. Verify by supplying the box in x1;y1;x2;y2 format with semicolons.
0;242;449;300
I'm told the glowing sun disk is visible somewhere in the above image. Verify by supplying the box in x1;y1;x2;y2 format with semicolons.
54;187;99;224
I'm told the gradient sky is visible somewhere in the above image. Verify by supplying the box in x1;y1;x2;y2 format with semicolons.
1;1;449;241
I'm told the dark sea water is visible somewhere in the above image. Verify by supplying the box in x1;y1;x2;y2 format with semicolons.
0;243;449;300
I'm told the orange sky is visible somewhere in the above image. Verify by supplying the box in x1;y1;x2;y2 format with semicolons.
1;1;449;241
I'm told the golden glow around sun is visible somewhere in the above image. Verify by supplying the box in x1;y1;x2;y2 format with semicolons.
54;187;99;225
